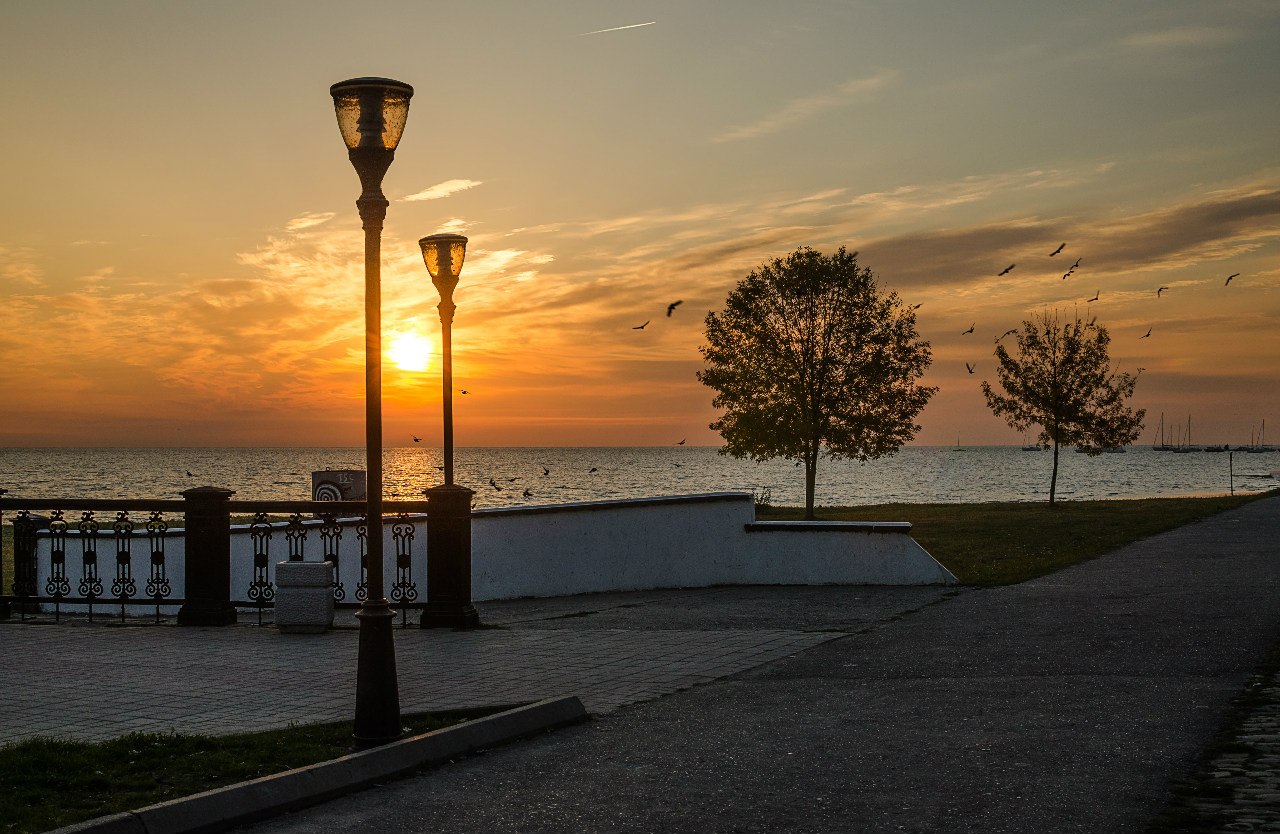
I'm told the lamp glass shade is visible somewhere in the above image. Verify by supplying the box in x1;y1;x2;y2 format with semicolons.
419;234;468;280
330;78;414;150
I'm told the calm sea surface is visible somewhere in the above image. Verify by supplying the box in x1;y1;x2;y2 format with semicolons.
1;446;1276;507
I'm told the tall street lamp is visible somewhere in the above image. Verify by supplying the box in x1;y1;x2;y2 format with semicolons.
330;76;413;747
419;233;479;628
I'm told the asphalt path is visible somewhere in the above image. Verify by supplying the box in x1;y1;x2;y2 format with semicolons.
241;496;1280;834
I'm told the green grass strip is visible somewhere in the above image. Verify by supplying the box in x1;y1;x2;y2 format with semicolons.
0;711;475;834
758;490;1276;585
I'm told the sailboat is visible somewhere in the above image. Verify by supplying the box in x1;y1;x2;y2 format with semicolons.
1152;413;1174;452
1246;419;1272;453
1021;430;1042;451
1171;415;1202;452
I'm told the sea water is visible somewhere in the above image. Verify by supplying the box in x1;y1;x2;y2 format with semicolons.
1;446;1275;508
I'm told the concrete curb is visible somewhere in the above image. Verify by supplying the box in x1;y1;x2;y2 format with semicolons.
46;696;588;834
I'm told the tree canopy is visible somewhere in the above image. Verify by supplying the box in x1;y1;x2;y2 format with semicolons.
982;309;1145;503
698;246;935;518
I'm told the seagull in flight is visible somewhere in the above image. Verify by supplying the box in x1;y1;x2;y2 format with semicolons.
962;323;975;335
965;362;975;374
997;328;1017;341
1157;287;1169;297
1140;328;1152;339
1061;267;1075;280
676;438;686;445
1087;290;1100;303
542;466;550;476
1049;243;1065;256
666;300;683;317
633;320;649;330
588;467;598;473
412;435;421;443
1226;273;1240;285
459;389;470;394
911;303;922;310
1071;258;1081;269
998;264;1015;276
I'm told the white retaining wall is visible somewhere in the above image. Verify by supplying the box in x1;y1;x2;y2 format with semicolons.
29;492;955;614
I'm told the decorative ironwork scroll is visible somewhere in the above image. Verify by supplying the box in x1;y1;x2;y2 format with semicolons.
46;510;71;621
145;511;170;623
78;511;102;621
111;512;136;622
319;513;344;602
355;515;369;603
247;512;274;624
390;514;417;625
285;512;306;562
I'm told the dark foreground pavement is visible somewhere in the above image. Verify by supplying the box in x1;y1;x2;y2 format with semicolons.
237;495;1280;834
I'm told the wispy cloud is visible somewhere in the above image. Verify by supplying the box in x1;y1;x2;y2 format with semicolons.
0;244;43;287
285;212;335;232
712;70;897;143
401;179;484;202
578;21;655;37
1121;25;1244;50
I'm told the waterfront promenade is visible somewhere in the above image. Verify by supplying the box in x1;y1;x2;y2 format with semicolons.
2;495;1278;832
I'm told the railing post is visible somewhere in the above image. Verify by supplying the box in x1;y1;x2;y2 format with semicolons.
0;487;8;619
420;483;479;628
177;487;237;626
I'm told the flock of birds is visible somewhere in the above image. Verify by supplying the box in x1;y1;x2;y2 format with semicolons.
958;242;1244;376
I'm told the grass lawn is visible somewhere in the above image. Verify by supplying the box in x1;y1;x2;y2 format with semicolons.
757;489;1277;585
0;711;480;834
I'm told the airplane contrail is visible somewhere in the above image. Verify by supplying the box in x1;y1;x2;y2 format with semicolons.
578;21;656;36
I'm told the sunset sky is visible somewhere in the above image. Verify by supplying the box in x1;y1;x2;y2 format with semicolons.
2;1;1277;448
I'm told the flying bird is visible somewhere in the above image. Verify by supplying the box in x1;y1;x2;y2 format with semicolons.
1071;258;1081;269
911;303;922;309
412;435;421;443
1140;328;1152;339
588;467;598;473
666;300;683;317
1061;268;1075;280
522;488;533;497
1087;290;1099;303
488;478;501;491
1049;243;1065;256
965;362;975;374
998;264;1015;276
542;466;550;476
1226;273;1240;285
632;320;649;330
460;389;470;394
962;323;975;335
676;438;686;445
1157;287;1169;297
186;471;194;477
997;328;1017;341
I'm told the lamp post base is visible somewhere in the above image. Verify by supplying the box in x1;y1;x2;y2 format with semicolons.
421;483;480;629
352;601;402;749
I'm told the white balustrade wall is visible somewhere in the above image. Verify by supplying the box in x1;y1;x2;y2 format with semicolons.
28;492;955;616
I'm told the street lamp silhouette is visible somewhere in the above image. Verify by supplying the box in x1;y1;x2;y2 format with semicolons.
330;76;413;747
419;233;479;628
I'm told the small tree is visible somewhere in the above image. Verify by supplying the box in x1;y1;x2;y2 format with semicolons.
982;309;1145;504
698;246;936;519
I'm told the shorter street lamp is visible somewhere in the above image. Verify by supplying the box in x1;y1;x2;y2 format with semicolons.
419;233;479;628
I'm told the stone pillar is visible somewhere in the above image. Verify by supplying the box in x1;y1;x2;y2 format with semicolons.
420;483;479;628
177;487;238;626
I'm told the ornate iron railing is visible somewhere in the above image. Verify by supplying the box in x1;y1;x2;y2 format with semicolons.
0;492;432;626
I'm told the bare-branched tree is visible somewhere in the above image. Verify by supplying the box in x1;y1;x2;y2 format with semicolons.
982;309;1146;503
698;246;936;519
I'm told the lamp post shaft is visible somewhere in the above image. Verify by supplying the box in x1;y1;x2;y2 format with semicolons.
439;297;456;485
352;192;399;747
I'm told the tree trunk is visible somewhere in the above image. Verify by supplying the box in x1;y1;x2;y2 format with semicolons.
1049;439;1060;505
804;447;818;520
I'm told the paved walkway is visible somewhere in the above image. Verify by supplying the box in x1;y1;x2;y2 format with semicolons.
2;496;1278;832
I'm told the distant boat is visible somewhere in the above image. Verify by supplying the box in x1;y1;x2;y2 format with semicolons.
1152;413;1174;451
1021;431;1043;451
953;434;965;452
1172;415;1202;453
1246;419;1272;453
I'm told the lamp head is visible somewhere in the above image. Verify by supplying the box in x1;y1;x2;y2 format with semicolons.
420;234;468;286
330;78;414;151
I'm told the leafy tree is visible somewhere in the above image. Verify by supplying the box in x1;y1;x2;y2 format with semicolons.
982;309;1145;504
698;246;936;519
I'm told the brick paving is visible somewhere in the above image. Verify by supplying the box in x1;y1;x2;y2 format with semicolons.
0;615;837;744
